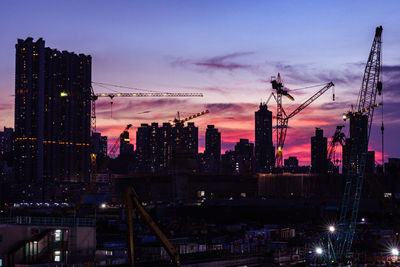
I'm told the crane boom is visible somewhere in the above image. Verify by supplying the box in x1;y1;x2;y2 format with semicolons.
96;92;203;98
287;82;334;119
270;75;334;168
170;110;210;126
125;188;181;267
326;26;383;264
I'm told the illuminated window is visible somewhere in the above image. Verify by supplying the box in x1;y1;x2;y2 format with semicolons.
54;230;62;241
54;251;61;262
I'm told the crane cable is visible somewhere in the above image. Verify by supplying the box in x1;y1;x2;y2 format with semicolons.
92;81;164;93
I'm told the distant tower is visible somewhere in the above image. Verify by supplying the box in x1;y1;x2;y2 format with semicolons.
91;132;107;156
14;37;91;184
311;128;328;174
204;125;221;173
120;130;134;155
234;139;254;175
255;102;275;173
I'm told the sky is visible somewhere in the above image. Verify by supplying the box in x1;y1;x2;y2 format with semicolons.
0;0;399;165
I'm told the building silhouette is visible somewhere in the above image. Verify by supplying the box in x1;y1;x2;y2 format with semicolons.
234;139;254;175
342;115;368;175
284;156;298;173
311;128;327;174
91;132;107;157
204;125;221;174
120;130;134;155
135;121;198;174
14;38;91;184
255;103;275;173
0;127;14;182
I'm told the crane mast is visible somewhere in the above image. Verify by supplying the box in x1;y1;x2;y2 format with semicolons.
328;26;383;264
270;75;334;168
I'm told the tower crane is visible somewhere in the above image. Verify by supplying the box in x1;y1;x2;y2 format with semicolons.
323;26;383;265
90;82;203;133
169;110;210;126
327;125;346;173
270;74;334;168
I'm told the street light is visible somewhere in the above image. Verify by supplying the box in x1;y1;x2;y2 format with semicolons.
315;247;323;255
392;248;399;256
328;225;335;233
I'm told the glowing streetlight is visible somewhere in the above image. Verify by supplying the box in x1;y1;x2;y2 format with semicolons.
100;203;106;209
315;247;323;255
328;225;335;233
392;248;399;256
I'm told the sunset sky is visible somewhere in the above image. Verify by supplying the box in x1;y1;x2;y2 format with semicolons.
1;1;399;165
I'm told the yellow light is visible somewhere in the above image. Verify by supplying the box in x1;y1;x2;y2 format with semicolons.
60;91;68;97
124;139;130;142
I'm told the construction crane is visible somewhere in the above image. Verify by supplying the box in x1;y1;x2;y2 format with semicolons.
90;82;203;133
324;26;383;265
169;110;210;126
327;125;346;173
270;74;334;168
125;187;180;267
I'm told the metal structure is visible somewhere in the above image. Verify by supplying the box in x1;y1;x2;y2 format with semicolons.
90;83;203;133
327;125;346;172
270;74;334;167
125;187;181;267
170;110;210;126
326;26;383;264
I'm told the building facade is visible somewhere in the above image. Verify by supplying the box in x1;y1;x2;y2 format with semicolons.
204;125;221;174
14;38;91;184
311;128;327;174
234;139;254;175
255;103;275;173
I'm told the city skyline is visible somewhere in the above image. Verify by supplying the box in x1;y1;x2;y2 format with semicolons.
1;1;400;165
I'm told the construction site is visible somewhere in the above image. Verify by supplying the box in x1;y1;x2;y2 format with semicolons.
1;19;400;267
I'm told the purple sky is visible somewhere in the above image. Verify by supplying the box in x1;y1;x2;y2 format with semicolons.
0;1;399;164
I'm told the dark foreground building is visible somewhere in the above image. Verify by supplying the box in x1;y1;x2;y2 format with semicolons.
311;128;327;174
14;37;91;184
255;103;275;173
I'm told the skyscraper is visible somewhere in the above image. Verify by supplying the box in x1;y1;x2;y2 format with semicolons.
14;38;91;183
234;139;254;175
91;132;107;157
204;125;221;173
255;103;275;173
120;130;134;155
311;128;328;174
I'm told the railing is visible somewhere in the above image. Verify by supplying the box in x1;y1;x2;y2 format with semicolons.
0;216;95;227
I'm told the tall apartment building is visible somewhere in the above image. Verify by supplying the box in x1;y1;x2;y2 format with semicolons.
91;132;107;156
311;128;327;174
14;37;91;183
135;122;199;174
204;125;221;173
255;103;275;173
234;139;254;175
120;130;134;155
342;115;368;175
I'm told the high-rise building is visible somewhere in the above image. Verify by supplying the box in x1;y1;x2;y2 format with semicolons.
365;150;375;174
234;139;254;175
204;125;221;173
120;130;134;155
255;103;275;173
284;156;299;173
135;121;198;174
14;38;91;183
91;132;107;156
0;127;14;182
311;128;327;174
342;115;368;175
0;127;14;155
